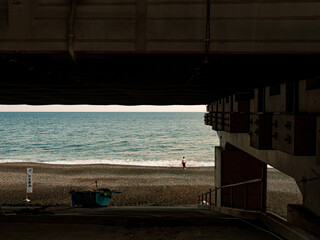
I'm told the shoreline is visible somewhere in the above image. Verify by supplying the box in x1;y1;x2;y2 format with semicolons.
0;163;301;218
0;163;214;207
0;161;215;168
0;161;213;167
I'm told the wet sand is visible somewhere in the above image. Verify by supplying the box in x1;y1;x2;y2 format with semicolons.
0;163;302;218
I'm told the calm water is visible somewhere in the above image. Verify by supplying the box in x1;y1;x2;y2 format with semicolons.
0;112;219;167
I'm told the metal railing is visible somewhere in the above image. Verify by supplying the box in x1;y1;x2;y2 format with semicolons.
198;177;264;210
198;188;214;206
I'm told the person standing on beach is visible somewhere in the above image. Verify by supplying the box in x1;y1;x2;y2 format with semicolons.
181;156;187;170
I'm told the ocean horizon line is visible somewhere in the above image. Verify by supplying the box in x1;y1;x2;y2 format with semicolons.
0;104;206;112
0;111;205;113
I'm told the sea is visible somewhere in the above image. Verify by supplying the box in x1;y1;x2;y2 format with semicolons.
0;112;219;167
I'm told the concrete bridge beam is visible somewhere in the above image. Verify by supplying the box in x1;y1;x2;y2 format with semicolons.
214;146;267;212
2;0;320;53
216;117;320;215
207;80;320;237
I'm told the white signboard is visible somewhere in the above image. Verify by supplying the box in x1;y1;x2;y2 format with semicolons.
26;168;33;193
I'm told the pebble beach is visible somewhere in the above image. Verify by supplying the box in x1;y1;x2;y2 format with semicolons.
0;163;302;218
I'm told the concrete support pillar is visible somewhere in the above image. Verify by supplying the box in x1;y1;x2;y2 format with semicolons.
214;144;267;211
287;204;320;238
217;131;320;217
288;178;320;237
296;177;320;209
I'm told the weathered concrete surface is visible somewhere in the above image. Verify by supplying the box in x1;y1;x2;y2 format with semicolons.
217;131;320;217
0;206;281;240
1;0;320;53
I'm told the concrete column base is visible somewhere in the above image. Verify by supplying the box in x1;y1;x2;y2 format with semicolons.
287;204;320;238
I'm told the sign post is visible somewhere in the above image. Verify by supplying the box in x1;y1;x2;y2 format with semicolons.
24;168;33;203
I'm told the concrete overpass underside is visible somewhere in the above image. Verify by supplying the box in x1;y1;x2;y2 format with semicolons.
1;0;320;239
0;53;319;105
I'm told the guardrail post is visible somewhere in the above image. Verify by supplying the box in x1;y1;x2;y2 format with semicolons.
205;192;208;205
214;187;217;206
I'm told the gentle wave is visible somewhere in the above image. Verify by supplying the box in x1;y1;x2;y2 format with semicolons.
0;158;215;167
0;112;218;167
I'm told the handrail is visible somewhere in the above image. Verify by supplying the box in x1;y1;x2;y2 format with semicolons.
220;178;262;189
198;177;263;207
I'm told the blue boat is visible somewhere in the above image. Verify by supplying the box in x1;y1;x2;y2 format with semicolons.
70;188;121;207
